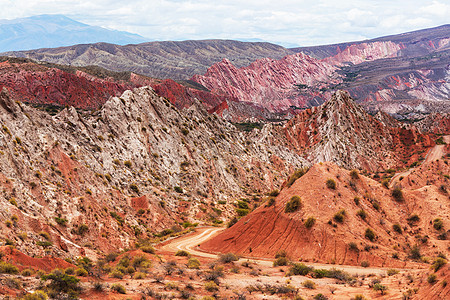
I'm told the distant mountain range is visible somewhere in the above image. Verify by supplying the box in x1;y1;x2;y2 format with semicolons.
0;14;148;52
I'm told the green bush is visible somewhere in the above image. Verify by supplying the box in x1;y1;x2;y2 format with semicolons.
74;268;88;276
204;281;219;292
333;209;346;223
326;179;336;189
111;283;126;294
0;262;19;274
285;195;302;213
235;208;249;216
304;217;316;228
268;189;279;197
187;258;200;269
408;245;422;260
407;214;420;225
273;256;289;267
365;228;376;241
387;269;399;276
43;269;80;294
302;280;316;289
373;283;387;294
219;252;239;263
175;250;190;257
356;209;366;220
140;245;155;254
21;291;48;300
360;261;370;268
427;274;437;284
391;187;404;201
393;223;403;234
289;263;312;276
433;218;444;230
432;257;447;272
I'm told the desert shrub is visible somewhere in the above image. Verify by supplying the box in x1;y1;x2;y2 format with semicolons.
21;291;48;300
381;179;389;188
353;196;360;205
373;283;388;294
302;280;316;289
326;268;352;282
237;200;249;209
174;186;183;193
408;245;422;260
387;269;399;276
129;183;139;194
227;217;238;228
235;208;249;216
350;169;359;179
219;252;239;263
305;216;316;228
268;189;279;197
111;283;126;294
360;261;370;268
266;196;276;207
348;242;359;252
0;262;19;274
54;217;68;226
432;257;447;272
352;295;365;300
187;258;200;269
124;160;132;168
39;231;51;240
433;218;444;230
313;294;328;300
204;281;219;292
393;223;403;234
326;179;336;189
286;168;308;187
109;269;124;279
285;195;302;213
365;228;376;241
74;268;88;276
289;263;312;276
407;214;420;225
311;269;329;278
356;209;367;220
21;268;34;276
140;245;155;254
76;224;89;235
175;250;190;257
133;272;146;279
427;274;437;284
392;187;404;201
43;269;80;295
273;257;289;267
333;209;346;223
64;267;75;275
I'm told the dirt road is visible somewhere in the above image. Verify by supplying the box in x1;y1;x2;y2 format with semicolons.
158;227;403;276
390;135;449;187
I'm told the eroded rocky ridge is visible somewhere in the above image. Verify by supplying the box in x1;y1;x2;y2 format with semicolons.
0;85;307;259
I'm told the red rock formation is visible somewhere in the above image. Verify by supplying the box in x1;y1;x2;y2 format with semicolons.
323;41;404;65
192;53;339;112
0;61;135;109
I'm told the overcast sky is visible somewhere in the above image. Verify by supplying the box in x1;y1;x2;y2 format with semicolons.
1;0;449;47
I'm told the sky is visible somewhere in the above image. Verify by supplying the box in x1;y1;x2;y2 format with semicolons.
0;0;449;47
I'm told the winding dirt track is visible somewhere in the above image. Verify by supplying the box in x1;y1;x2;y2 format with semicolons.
390;135;450;187
158;227;401;275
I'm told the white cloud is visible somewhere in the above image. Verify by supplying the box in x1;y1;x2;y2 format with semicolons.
0;0;447;47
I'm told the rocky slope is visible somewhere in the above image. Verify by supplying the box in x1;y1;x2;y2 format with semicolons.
2;40;294;80
192;52;340;113
0;85;308;259
201;159;450;268
291;24;450;59
280;91;434;171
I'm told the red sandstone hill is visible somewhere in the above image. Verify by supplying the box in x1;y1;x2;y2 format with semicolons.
279;90;434;171
201;160;449;268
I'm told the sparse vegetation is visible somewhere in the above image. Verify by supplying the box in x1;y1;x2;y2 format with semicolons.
219;252;239;263
356;209;367;220
304;216;316;228
111;283;126;294
326;178;336;189
431;257;447;272
393;223;403;234
285;195;302;213
392;187;404;201
333;209;346;223
433;218;444;230
286;168;308;187
365;228;376;241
